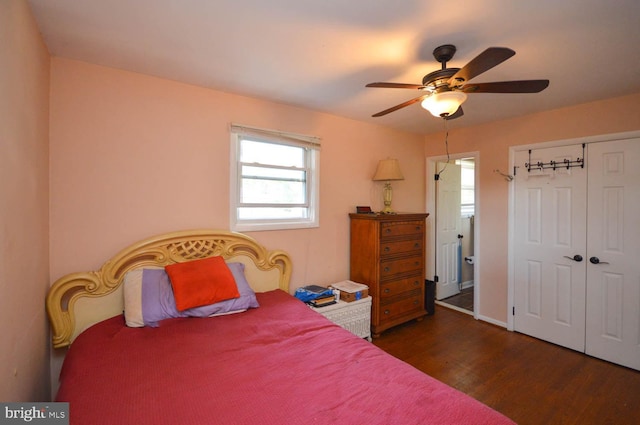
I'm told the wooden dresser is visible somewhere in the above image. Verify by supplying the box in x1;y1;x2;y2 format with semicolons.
349;213;428;337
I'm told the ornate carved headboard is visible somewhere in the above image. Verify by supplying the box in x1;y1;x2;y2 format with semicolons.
46;229;292;348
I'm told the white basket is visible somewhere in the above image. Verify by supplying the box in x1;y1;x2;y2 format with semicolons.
314;297;371;340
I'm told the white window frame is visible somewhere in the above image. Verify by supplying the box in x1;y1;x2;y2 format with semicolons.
229;124;320;232
459;159;475;217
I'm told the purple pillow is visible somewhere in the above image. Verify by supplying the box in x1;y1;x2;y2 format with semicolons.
124;262;259;327
182;262;259;318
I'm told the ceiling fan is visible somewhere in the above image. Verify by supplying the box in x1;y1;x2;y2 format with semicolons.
366;44;549;120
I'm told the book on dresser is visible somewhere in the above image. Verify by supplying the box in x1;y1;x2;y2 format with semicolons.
349;212;429;337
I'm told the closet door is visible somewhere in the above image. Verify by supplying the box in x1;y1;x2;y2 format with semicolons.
513;145;587;352
585;138;640;370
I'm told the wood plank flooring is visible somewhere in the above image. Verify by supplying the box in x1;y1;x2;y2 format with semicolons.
440;286;474;311
372;305;640;425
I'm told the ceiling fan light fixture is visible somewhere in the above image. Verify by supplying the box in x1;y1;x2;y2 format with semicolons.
421;91;468;117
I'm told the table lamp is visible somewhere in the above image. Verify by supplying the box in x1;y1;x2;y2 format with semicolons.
372;159;404;213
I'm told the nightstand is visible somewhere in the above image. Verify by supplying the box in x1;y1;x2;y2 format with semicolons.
310;297;372;341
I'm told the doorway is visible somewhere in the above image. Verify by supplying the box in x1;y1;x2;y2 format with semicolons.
426;152;478;317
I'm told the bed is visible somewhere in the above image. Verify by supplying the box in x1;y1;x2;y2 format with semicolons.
46;229;514;425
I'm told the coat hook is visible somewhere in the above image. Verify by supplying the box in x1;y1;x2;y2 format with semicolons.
494;169;513;182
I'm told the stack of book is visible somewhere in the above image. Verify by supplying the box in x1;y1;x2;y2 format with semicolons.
309;294;337;307
302;285;337;308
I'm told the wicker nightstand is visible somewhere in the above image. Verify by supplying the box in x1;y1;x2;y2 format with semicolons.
311;297;372;341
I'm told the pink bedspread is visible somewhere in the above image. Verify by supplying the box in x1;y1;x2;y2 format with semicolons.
57;290;514;424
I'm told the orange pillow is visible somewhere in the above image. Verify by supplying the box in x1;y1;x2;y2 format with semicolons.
165;256;240;311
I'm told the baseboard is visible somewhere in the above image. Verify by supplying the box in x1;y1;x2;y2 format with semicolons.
435;300;508;329
476;314;507;329
435;301;473;316
460;280;474;290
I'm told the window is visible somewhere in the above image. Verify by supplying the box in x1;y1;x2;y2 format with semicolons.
457;159;475;217
230;124;320;231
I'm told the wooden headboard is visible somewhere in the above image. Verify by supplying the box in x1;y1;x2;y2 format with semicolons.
46;229;292;348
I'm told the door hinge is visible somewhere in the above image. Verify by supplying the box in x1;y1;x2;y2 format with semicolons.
512;306;515;316
434;275;439;283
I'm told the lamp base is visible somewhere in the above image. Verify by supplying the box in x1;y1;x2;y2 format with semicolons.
381;182;396;214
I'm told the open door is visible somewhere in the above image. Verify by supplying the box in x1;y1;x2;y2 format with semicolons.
435;162;462;300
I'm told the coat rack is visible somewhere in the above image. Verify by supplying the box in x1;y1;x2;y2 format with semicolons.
493;169;513;181
525;143;585;172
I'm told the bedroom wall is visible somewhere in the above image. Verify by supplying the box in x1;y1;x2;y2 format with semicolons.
46;45;639;393
48;58;426;391
49;58;426;287
0;0;51;401
424;92;640;325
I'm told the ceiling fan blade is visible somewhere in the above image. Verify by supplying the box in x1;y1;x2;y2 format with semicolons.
371;94;428;117
366;82;427;90
461;80;549;93
448;47;515;85
444;106;464;120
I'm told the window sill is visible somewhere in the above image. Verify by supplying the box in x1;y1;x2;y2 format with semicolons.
232;220;319;232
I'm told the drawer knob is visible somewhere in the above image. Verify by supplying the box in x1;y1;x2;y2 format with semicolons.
384;267;390;272
384;288;390;293
413;280;419;286
385;228;392;233
384;246;390;252
384;310;390;315
416;226;421;231
413;300;419;305
414;243;420;249
414;261;420;266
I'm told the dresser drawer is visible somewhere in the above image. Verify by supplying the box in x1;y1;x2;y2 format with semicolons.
380;221;424;239
380;275;423;299
380;255;423;278
380;291;423;321
380;239;422;257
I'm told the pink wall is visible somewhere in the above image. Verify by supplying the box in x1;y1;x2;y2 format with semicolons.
49;58;428;393
0;0;50;401
424;93;640;324
49;58;426;290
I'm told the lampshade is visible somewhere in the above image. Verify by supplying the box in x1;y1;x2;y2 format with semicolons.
373;159;404;181
421;91;468;117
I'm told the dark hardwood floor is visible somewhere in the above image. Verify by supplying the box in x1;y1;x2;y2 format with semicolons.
372;305;640;425
440;286;474;311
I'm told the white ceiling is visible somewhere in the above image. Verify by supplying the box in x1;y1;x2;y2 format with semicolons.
28;0;640;135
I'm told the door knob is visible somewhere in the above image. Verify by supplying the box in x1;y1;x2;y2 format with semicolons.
563;255;583;262
589;256;609;265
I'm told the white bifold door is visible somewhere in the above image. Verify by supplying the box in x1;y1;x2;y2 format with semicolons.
513;138;640;370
